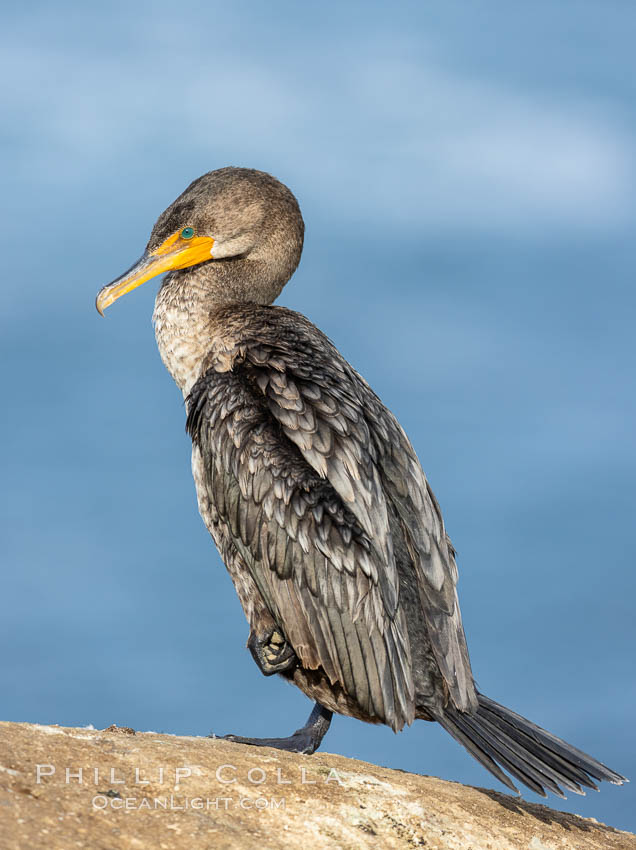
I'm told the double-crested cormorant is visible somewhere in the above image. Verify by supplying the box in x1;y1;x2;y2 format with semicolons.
96;167;626;797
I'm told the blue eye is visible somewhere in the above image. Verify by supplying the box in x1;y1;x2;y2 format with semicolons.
180;227;195;240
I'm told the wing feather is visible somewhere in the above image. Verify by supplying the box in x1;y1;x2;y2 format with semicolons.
186;305;476;721
187;352;415;730
357;374;478;712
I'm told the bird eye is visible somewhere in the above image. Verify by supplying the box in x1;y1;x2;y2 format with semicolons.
180;227;195;240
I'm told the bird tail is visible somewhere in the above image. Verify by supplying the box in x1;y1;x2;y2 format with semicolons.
434;692;627;798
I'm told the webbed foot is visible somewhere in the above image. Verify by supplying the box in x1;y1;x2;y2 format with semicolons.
248;627;298;676
216;702;332;755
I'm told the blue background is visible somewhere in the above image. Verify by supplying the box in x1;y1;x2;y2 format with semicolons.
2;0;635;832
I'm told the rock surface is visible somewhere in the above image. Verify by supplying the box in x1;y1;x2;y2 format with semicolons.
0;720;633;850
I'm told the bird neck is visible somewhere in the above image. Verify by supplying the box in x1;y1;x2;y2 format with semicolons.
152;260;283;397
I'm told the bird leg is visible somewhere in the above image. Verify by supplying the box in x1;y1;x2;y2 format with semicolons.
248;626;298;676
218;702;333;755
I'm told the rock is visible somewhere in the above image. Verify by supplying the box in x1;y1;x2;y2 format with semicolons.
0;720;633;849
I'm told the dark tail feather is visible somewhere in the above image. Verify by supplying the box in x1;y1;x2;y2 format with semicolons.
435;692;627;798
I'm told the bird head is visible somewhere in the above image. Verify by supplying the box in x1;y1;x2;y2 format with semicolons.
96;167;304;315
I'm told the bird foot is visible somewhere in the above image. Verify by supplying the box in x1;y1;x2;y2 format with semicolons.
248;627;298;676
214;702;333;755
220;732;319;755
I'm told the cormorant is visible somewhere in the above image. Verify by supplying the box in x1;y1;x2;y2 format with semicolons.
96;167;626;798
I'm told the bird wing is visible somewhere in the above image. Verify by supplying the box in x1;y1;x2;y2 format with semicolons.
353;371;478;713
245;309;477;714
186;323;415;730
186;306;475;724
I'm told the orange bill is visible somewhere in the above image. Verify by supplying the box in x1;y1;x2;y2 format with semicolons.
96;232;215;315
